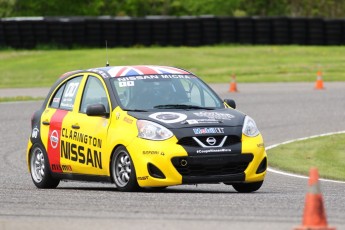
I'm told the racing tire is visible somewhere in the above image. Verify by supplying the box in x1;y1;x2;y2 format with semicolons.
111;146;140;192
232;181;263;193
29;144;60;189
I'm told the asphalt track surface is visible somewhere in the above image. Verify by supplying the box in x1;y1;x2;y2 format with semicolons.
0;83;344;230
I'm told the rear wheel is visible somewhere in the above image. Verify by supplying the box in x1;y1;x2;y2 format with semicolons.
111;146;140;192
232;181;263;193
29;144;60;189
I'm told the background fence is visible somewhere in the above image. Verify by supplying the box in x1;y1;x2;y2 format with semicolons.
0;16;345;48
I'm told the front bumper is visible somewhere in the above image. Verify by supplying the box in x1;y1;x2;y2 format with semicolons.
127;133;267;187
171;154;253;184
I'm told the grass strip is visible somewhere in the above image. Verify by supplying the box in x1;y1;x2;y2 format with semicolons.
1;45;345;88
267;133;345;181
0;96;44;102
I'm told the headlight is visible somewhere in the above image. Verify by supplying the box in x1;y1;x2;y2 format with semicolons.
137;120;173;140
242;116;260;137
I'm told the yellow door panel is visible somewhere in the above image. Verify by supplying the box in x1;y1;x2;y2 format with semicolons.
61;113;109;175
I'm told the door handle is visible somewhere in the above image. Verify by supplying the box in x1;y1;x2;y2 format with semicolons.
42;120;50;125
72;124;80;129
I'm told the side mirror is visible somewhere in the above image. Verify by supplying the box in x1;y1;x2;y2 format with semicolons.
224;99;236;109
86;104;108;117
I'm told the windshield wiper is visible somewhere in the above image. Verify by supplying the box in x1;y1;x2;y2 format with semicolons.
154;104;214;110
124;109;148;112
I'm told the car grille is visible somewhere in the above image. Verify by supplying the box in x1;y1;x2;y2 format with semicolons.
175;162;248;176
177;135;241;147
171;154;253;177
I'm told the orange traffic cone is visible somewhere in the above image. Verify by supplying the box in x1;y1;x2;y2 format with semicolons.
315;70;325;90
228;74;238;92
294;168;336;230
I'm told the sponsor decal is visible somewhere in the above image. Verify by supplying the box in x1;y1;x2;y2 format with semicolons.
119;81;135;87
64;82;79;98
143;151;165;156
123;117;133;124
143;151;159;154
60;99;73;109
61;128;102;148
60;128;103;169
51;164;72;172
53;98;60;103
184;119;220;124
196;148;232;154
137;176;149;180
31;127;39;139
50;130;59;149
117;75;160;81
116;74;193;82
257;143;265;148
60;82;79;109
194;111;235;120
60;141;102;169
149;112;187;123
161;74;191;79
193;127;224;135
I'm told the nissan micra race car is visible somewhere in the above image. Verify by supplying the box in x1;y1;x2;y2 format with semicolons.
27;65;267;192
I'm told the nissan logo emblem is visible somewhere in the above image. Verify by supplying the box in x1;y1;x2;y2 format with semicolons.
206;137;216;146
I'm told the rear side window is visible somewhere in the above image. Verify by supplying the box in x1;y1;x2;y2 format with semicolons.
50;84;65;109
49;76;82;110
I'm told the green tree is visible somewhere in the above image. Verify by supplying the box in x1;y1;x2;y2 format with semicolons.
238;0;288;16
180;0;241;16
12;0;104;16
288;0;345;18
3;0;345;18
0;0;15;17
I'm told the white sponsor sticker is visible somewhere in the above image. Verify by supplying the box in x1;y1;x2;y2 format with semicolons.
119;81;135;87
31;127;39;138
193;127;225;135
64;82;79;98
194;111;235;120
50;130;59;149
196;148;232;154
185;119;220;124
149;112;187;123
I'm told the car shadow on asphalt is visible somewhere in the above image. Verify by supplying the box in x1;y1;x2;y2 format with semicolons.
57;186;269;194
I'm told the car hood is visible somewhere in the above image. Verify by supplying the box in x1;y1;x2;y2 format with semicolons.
127;108;245;129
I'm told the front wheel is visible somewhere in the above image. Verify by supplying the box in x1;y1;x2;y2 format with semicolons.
111;146;140;192
29;144;60;189
231;181;263;193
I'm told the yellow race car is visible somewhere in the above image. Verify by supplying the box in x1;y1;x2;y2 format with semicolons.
27;65;267;192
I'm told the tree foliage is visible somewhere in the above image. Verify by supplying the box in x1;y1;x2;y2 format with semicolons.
0;0;16;17
1;0;345;18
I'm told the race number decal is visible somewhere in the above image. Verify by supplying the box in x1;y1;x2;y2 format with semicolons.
64;82;79;97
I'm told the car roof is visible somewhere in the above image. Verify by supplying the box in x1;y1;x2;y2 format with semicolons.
88;65;192;78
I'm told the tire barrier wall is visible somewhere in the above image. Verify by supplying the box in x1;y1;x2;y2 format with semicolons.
0;16;344;48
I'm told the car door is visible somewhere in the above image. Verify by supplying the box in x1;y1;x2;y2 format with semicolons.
40;75;84;174
60;74;111;176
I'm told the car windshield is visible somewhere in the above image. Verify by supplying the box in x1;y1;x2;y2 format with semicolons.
111;74;224;111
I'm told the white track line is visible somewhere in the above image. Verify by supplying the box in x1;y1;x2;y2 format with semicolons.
266;130;345;184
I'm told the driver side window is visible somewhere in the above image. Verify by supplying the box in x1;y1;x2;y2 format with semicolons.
80;76;109;114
